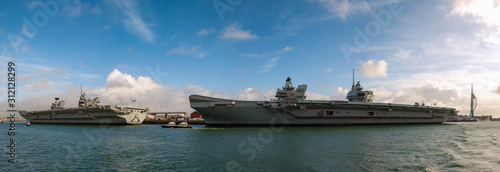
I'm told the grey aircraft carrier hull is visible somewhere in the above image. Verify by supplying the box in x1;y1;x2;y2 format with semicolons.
189;95;458;127
19;105;148;125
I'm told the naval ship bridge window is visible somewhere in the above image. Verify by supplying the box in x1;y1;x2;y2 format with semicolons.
326;111;334;115
367;112;374;116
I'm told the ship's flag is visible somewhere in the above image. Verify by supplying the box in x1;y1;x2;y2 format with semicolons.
132;99;136;103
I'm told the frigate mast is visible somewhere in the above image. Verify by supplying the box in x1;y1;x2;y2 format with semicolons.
352;69;355;87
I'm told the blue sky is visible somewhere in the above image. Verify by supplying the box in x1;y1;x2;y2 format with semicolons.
1;0;500;117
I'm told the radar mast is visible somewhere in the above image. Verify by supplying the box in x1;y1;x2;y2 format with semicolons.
352;69;355;86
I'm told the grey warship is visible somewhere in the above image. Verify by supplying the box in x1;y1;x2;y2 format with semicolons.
19;92;149;125
189;75;458;127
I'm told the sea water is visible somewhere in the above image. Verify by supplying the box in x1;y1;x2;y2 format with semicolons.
1;121;499;171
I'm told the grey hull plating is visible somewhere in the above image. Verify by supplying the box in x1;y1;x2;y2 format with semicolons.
190;95;457;127
19;105;148;125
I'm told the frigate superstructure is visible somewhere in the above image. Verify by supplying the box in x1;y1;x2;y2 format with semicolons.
190;75;458;127
19;91;149;125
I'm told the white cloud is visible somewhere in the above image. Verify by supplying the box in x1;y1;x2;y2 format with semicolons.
197;28;215;37
449;0;500;27
234;88;275;100
243;46;292;58
330;87;350;100
220;23;259;41
494;84;500;95
258;57;280;73
268;56;280;63
64;0;83;18
359;60;387;78
166;45;206;58
300;68;500;117
393;49;410;59
363;68;500;117
94;70;230;113
0;69;200;115
324;67;333;72
317;0;370;20
282;46;292;53
307;91;331;100
112;0;155;42
24;78;55;92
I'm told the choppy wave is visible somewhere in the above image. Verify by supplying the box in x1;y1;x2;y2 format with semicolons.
1;121;499;171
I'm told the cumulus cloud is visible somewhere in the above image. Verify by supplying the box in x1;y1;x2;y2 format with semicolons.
307;92;331;100
166;45;206;58
317;0;370;20
220;23;259;41
371;84;460;106
367;68;500;116
359;60;388;78
234;88;275;100
449;0;500;27
79;69;224;113
330;87;350;100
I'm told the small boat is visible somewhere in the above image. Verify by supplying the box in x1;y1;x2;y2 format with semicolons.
27;121;31;126
0;120;3;124
173;122;193;128
161;121;192;128
161;122;176;128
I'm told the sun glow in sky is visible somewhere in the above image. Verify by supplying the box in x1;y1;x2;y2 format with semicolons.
1;0;500;117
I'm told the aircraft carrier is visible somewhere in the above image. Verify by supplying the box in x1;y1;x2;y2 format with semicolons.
19;92;149;125
190;75;458;127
